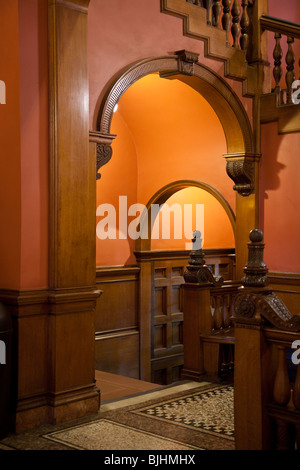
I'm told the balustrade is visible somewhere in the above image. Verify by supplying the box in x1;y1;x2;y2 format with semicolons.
260;15;300;105
210;285;237;331
183;1;300;106
186;0;251;53
234;229;300;450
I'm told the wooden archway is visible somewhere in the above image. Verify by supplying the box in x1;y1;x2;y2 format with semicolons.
93;51;259;281
135;179;236;252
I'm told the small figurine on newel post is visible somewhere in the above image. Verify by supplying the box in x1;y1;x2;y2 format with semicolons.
182;231;224;381
184;231;223;286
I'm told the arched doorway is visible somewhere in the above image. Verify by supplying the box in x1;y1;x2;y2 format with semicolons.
93;53;257;381
134;180;236;384
94;52;258;278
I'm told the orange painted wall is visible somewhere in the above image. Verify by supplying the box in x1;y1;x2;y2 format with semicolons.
260;1;300;273
151;187;235;251
0;1;48;290
18;0;49;289
96;110;138;266
0;0;22;289
96;75;234;266
260;122;300;273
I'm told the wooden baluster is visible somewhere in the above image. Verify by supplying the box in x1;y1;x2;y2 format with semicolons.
292;363;300;410
212;0;222;28
204;0;213;25
273;346;291;406
231;0;241;48
222;0;232;46
239;0;249;52
223;294;231;329
285;36;295;104
213;295;223;330
273;33;283;93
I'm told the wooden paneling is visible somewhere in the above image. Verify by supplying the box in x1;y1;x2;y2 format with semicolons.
136;249;235;385
95;266;140;379
94;251;235;385
151;258;185;384
95;332;139;380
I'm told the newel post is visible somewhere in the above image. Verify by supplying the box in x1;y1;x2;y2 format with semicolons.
182;231;223;381
233;229;273;450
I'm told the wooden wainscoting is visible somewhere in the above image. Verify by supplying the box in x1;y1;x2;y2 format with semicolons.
95;266;140;379
135;248;235;385
268;272;300;315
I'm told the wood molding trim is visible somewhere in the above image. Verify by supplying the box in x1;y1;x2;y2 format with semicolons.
268;271;300;286
96;265;140;283
134;248;235;262
96;54;254;155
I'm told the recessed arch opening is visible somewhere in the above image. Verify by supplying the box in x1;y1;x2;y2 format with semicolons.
135;179;236;252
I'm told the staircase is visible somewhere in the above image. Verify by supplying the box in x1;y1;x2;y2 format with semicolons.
161;0;300;134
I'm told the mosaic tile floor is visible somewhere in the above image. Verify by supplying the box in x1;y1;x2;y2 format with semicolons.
0;381;235;451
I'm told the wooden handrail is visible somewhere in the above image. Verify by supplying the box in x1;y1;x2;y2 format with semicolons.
260;15;300;39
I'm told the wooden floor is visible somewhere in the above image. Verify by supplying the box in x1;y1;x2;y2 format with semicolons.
95;370;162;402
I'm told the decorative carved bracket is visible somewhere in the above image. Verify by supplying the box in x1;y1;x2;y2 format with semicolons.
89;131;116;180
175;50;200;76
96;144;112;180
234;290;300;331
224;153;261;197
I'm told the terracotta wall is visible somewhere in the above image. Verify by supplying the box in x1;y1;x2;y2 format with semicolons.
260;0;300;273
0;0;48;290
260;122;300;273
0;0;22;289
18;0;49;289
151;187;235;251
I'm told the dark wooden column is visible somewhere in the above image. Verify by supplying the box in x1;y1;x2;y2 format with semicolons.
233;229;274;450
46;0;100;425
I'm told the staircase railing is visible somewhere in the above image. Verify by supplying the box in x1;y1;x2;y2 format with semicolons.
176;1;300;105
186;0;252;52
260;15;300;105
233;229;300;450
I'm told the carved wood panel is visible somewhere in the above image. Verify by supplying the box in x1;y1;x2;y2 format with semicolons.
151;259;186;384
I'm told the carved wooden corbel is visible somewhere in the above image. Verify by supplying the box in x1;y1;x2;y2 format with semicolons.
175;50;200;76
89;131;116;180
224;153;260;197
96;143;112;180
